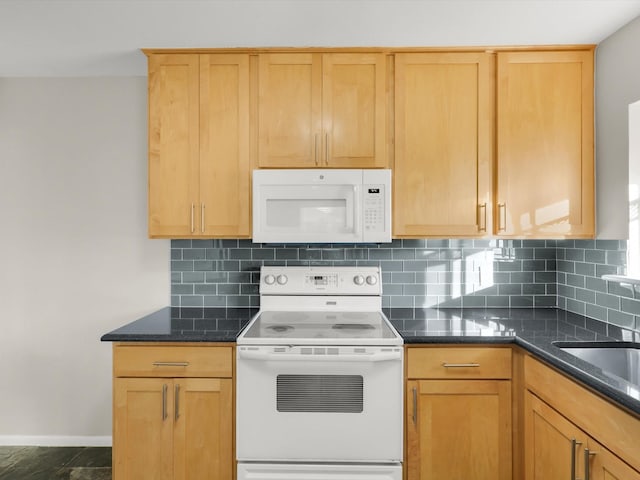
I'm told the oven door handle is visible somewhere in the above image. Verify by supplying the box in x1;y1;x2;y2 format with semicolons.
238;349;401;363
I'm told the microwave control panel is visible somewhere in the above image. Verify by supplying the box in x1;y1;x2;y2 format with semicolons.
364;185;385;232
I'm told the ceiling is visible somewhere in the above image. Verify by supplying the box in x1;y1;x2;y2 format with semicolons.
1;0;640;76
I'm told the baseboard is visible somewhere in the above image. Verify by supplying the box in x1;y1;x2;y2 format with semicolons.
0;435;112;447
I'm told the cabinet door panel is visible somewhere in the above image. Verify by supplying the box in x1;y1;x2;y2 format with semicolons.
173;378;233;480
524;391;585;480
322;53;387;168
394;53;492;237
114;378;173;480
200;54;251;237
496;51;594;237
587;438;640;480
258;53;322;167
148;54;200;237
407;379;511;480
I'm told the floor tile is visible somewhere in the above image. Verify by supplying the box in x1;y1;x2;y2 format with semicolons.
0;447;111;480
65;448;111;468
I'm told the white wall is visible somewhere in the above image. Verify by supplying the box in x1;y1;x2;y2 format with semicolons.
596;15;640;238
0;77;169;445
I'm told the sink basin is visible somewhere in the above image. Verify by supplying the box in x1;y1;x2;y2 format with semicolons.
552;341;640;387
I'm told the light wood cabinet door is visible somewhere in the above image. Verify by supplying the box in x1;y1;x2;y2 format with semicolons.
148;54;200;237
114;378;174;480
114;378;233;480
199;54;251;236
587;438;640;480
394;52;492;237
524;391;585;480
496;50;594;237
173;378;233;480
406;379;512;480
258;52;387;168
322;53;387;168
147;53;252;238
258;53;322;167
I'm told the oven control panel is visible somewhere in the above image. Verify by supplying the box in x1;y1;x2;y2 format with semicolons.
260;266;382;295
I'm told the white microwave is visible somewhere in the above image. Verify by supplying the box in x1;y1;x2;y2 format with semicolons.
252;169;391;244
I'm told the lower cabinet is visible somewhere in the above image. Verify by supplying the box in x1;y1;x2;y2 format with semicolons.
524;355;640;480
112;344;234;480
405;346;513;480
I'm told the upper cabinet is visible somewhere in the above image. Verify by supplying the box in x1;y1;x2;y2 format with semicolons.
495;50;594;237
394;52;493;237
147;53;251;238
258;53;388;168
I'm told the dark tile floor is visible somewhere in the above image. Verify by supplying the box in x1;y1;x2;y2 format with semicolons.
0;447;111;480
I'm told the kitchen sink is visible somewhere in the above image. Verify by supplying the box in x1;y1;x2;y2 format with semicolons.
552;341;640;387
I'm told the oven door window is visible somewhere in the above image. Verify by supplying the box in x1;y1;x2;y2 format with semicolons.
276;374;363;413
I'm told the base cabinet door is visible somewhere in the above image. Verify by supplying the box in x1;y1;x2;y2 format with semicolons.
587;438;640;480
524;391;585;480
406;379;512;480
114;375;233;480
525;391;640;480
173;378;233;480
114;378;174;480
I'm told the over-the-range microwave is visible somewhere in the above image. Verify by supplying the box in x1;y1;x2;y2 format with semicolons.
252;169;391;244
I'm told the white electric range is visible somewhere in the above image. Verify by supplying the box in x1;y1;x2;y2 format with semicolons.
236;266;403;480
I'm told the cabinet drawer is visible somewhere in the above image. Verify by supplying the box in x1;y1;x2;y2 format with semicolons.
113;345;233;378
407;347;512;379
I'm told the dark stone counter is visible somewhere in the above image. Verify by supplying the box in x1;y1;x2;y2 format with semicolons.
102;306;640;415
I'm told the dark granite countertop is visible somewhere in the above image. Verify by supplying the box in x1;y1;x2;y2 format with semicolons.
102;306;640;416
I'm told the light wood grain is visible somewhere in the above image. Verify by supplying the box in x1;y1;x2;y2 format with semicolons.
258;53;322;167
114;378;173;480
199;54;251;237
322;53;387;167
406;346;512;379
394;52;493;237
588;437;640;480
524;355;640;472
496;50;594;238
173;378;233;480
524;391;584;480
148;54;200;237
407;379;512;480
113;345;233;378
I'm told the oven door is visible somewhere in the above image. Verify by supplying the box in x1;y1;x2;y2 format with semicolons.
236;345;403;462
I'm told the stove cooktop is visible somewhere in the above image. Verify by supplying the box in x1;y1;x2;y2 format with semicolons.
237;310;402;346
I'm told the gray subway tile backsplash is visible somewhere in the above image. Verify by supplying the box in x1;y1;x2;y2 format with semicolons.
170;238;639;333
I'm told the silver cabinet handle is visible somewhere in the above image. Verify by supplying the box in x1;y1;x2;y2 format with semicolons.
201;204;205;234
325;132;329;166
584;448;596;480
162;384;168;421
412;387;417;426
190;203;195;234
442;363;480;368
498;203;507;231
570;438;582;480
314;134;319;166
478;203;487;232
152;362;190;367
175;384;180;421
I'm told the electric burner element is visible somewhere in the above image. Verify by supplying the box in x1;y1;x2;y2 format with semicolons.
332;323;376;330
267;325;295;333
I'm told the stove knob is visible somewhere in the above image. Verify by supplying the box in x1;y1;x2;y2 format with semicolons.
366;275;378;285
353;275;365;286
277;274;288;285
264;274;276;285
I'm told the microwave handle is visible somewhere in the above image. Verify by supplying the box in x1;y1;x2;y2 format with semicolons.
353;185;362;237
238;349;401;363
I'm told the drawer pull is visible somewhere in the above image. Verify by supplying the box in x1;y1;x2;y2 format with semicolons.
153;362;190;367
442;363;480;368
570;438;582;480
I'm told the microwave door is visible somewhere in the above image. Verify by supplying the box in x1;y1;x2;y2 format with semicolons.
256;185;361;243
